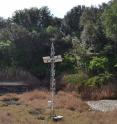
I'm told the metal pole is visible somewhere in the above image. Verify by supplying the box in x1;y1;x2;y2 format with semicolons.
50;41;56;116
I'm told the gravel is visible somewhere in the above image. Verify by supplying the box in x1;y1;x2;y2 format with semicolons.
86;100;117;112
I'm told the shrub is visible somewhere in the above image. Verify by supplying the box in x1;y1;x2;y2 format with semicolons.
86;72;113;87
89;56;108;72
64;71;88;86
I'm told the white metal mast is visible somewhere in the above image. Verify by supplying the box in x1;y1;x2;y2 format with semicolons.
43;40;62;117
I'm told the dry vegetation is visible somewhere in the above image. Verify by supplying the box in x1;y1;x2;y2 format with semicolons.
80;83;117;100
0;90;117;124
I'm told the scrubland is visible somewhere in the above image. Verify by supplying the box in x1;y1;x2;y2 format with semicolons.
0;90;117;124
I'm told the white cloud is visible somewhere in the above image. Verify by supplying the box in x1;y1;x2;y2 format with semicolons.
0;0;110;18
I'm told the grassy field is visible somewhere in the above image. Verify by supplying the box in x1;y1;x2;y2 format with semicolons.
0;90;117;124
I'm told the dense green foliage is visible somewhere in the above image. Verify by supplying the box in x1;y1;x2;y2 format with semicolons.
86;72;113;87
103;0;117;40
88;57;108;73
0;1;117;87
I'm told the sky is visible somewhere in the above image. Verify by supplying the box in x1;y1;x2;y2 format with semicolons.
0;0;110;18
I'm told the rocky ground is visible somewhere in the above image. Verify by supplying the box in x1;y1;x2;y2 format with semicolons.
87;100;117;112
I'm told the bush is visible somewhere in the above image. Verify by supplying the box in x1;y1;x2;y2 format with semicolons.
64;71;88;86
86;72;113;87
89;56;108;72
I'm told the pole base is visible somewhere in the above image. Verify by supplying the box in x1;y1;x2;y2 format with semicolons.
51;115;63;121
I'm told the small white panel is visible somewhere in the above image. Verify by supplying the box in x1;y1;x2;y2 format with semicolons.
43;56;51;63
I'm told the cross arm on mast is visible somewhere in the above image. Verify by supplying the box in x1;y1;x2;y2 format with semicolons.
43;55;62;63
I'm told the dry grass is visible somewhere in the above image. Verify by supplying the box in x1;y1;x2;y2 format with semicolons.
19;90;88;111
0;93;19;101
80;83;117;100
20;90;50;101
56;91;88;112
19;90;50;109
0;90;117;124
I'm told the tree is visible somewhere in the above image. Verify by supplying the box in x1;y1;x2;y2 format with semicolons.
63;5;85;36
0;40;14;68
80;6;107;54
103;0;117;40
103;0;117;55
12;7;53;32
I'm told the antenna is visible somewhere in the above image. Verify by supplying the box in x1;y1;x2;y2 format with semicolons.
50;41;56;115
43;40;63;121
